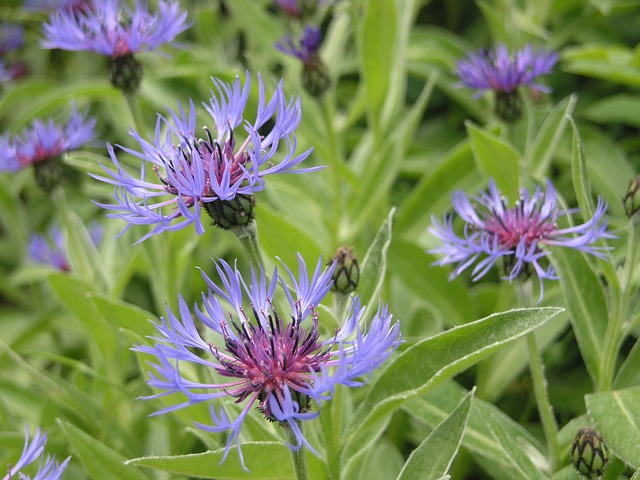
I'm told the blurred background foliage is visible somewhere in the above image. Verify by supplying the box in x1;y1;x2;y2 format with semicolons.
1;0;640;478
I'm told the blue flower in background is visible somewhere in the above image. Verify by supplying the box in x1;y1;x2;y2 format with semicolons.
3;426;70;480
135;255;401;467
456;44;558;95
0;23;24;57
28;224;103;271
41;0;189;59
93;73;320;242
429;179;614;299
276;25;322;65
0;105;96;173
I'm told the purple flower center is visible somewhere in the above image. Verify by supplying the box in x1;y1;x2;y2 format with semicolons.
155;127;252;207
210;302;330;418
483;202;557;252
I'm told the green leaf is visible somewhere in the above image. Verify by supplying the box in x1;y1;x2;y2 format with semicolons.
128;442;303;479
358;437;404;480
586;387;640;468
358;208;394;319
59;420;150;480
404;381;545;480
562;44;640;88
342;307;563;460
466;122;520;201
487;410;549;480
551;247;608;384
361;0;398;128
396;137;483;238
569;118;594;219
397;390;474;480
390;241;474;327
583;94;640;128
527;95;577;179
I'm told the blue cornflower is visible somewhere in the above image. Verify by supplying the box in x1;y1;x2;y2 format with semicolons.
2;425;70;480
0;105;96;190
276;25;322;65
0;23;24;57
429;179;614;299
28;224;103;271
456;44;558;95
93;73;320;242
135;254;401;467
41;0;189;59
276;26;330;96
456;44;557;121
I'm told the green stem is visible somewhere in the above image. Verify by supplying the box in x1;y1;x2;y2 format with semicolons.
234;220;265;269
283;422;309;480
515;281;559;472
598;221;637;391
526;332;559;472
124;91;146;131
320;96;342;242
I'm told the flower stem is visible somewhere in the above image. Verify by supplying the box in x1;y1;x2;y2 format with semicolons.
598;220;636;391
516;281;559;472
283;422;309;480
526;332;559;472
124;91;146;131
234;220;265;269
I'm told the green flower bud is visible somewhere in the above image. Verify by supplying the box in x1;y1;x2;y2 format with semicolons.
302;56;331;98
495;90;523;123
204;194;255;231
571;427;608;478
109;54;143;94
33;156;81;192
329;246;360;294
623;175;640;219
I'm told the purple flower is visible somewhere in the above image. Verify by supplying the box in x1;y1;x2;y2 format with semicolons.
275;0;323;17
0;105;96;172
429;179;614;299
41;0;189;59
28;224;103;271
0;23;24;57
3;425;70;480
135;255;401;467
92;73;320;242
276;25;322;65
456;44;557;95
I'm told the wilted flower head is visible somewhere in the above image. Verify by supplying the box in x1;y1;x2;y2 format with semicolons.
135;254;401;467
28;224;103;271
429;179;614;300
456;45;557;121
0;105;96;190
2;425;70;480
93;73;319;242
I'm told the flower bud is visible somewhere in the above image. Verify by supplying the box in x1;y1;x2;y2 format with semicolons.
109;54;143;94
329;246;360;294
495;90;523;123
623;175;640;219
302;56;331;97
571;427;608;478
205;194;255;230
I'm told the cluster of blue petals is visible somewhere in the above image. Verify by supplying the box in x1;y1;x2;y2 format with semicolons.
41;0;189;58
456;44;558;95
430;179;614;299
2;426;70;480
93;73;320;242
136;254;401;467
